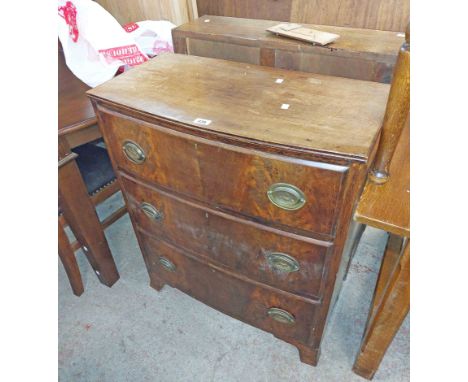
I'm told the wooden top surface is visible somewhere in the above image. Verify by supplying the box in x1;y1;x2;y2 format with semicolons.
88;53;390;162
174;15;404;60
58;50;96;135
355;121;409;236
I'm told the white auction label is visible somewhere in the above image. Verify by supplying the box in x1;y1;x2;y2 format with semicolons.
193;118;212;126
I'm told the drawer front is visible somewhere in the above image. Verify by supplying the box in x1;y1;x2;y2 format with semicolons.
140;233;318;344
100;109;348;236
180;38;394;83
187;38;261;66
274;50;394;84
122;174;330;300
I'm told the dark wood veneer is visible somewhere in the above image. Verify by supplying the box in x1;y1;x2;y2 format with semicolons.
140;233;320;344
98;109;348;238
121;173;332;301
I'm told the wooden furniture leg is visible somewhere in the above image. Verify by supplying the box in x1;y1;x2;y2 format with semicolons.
353;236;410;379
58;140;120;287
58;220;84;296
369;24;410;184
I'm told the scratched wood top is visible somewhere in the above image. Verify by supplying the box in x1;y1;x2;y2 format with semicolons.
355;121;409;236
174;15;404;60
88;53;390;162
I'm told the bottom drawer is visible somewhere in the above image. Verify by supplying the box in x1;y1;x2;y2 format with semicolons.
139;232;319;344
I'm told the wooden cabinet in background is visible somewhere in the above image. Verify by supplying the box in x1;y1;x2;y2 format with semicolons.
173;15;404;83
196;0;409;32
88;53;390;366
96;0;198;26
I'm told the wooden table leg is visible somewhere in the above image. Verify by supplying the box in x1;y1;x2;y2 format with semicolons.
353;235;410;380
58;220;84;296
58;140;119;287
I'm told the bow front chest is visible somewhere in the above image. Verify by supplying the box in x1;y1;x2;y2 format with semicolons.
88;53;389;365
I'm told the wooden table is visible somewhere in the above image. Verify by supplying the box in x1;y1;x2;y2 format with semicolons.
352;121;409;379
58;49;119;288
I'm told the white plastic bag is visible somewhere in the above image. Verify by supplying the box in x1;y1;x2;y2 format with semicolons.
58;0;175;88
123;20;176;58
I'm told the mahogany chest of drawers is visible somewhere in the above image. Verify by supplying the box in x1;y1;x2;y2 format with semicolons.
88;53;389;365
173;15;404;83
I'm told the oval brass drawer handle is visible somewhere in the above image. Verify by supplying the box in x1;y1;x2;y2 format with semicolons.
267;183;306;211
122;140;146;164
267;308;296;325
266;252;300;273
159;256;176;272
140;202;164;221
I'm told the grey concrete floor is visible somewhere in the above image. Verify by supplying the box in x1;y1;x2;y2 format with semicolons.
59;193;409;381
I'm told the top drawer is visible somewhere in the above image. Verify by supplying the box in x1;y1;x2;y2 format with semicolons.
99;108;348;237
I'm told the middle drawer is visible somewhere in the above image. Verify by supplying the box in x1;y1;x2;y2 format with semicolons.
121;174;332;301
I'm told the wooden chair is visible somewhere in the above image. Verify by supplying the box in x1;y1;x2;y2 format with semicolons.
58;45;126;296
351;24;410;380
58;138;126;296
58;140;127;252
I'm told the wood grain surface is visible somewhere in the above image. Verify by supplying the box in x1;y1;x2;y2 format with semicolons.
96;0;197;26
369;26;410;182
58;219;84;296
196;0;293;23
175;15;404;59
355;120;409;237
290;0;409;32
58;138;120;287
90;52;387;366
353;236;410;379
97;109;348;238
140;232;321;344
196;0;409;32
58;49;96;134
121;173;332;300
174;15;403;82
88;53;390;162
